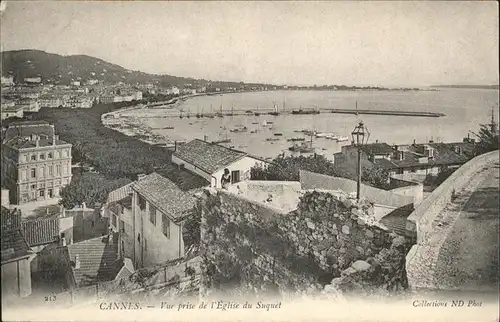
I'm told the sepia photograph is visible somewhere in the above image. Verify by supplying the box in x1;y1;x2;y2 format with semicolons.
1;1;499;321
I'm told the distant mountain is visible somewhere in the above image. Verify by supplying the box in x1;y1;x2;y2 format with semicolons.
431;85;499;90
0;49;274;88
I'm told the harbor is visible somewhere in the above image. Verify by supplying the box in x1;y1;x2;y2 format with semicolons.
102;89;498;161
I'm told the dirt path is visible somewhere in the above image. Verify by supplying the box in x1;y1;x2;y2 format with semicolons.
434;162;499;292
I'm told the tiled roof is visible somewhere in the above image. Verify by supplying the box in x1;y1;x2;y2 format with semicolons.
373;158;398;169
362;143;394;155
3;121;54;141
4;137;70;149
156;164;210;191
1;206;22;232
132;172;198;221
173;139;247;174
106;183;133;205
21;218;60;247
1;229;33;263
67;235;119;287
374;142;473;170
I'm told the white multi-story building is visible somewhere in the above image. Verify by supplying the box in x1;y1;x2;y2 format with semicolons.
1;121;72;205
15;99;40;113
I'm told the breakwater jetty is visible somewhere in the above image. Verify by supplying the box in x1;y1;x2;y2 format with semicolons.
324;108;445;117
152;108;445;118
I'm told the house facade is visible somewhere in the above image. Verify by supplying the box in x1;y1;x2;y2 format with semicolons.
172;139;267;189
1;121;73;205
1;229;34;299
1;105;24;120
131;173;197;268
103;183;134;261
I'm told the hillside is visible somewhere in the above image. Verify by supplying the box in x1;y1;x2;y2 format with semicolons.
0;50;272;88
431;85;499;90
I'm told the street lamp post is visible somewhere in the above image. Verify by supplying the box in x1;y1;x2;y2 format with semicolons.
351;121;370;201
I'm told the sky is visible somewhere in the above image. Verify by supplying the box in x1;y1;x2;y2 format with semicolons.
1;1;498;87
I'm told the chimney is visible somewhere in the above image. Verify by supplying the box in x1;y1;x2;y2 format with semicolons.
74;255;80;269
81;202;86;209
413;139;416;145
399;151;404;161
203;135;208;142
60;233;66;246
35;136;40;147
174;140;177;152
59;204;65;217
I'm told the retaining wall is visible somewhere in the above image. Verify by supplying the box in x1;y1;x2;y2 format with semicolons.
300;170;414;208
199;188;409;298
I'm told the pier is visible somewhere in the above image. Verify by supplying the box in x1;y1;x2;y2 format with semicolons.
172;108;446;118
323;108;445;118
137;105;446;119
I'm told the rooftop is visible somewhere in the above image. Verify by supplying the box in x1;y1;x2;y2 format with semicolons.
362;143;394;155
1;229;33;263
106;182;133;205
173;139;247;174
66;235;119;287
375;142;473;170
1;206;22;232
21;218;60;247
3;136;70;149
2;120;54;142
132;172;198;221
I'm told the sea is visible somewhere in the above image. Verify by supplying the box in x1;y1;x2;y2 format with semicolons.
129;89;499;160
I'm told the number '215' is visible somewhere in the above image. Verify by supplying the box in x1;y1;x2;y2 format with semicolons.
44;295;56;301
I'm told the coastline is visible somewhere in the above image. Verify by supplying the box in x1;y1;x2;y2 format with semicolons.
101;92;210;146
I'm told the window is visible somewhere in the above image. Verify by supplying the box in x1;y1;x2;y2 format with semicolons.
48;166;53;176
62;164;67;175
31;154;36;161
39;189;45;197
162;216;170;238
30;168;36;178
112;214;117;228
138;195;146;210
231;170;240;184
39;167;44;178
21;170;27;180
56;165;61;176
40;153;45;160
31;184;36;190
48;152;53;159
56;151;61;158
149;205;156;225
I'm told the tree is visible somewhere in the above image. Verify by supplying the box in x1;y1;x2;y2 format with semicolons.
60;173;132;209
250;154;338;181
474;119;499;155
361;166;390;190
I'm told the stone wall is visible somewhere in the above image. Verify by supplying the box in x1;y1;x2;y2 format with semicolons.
199;187;410;298
299;170;414;208
407;150;499;244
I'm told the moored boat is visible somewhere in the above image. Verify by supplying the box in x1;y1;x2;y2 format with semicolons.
287;137;305;142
